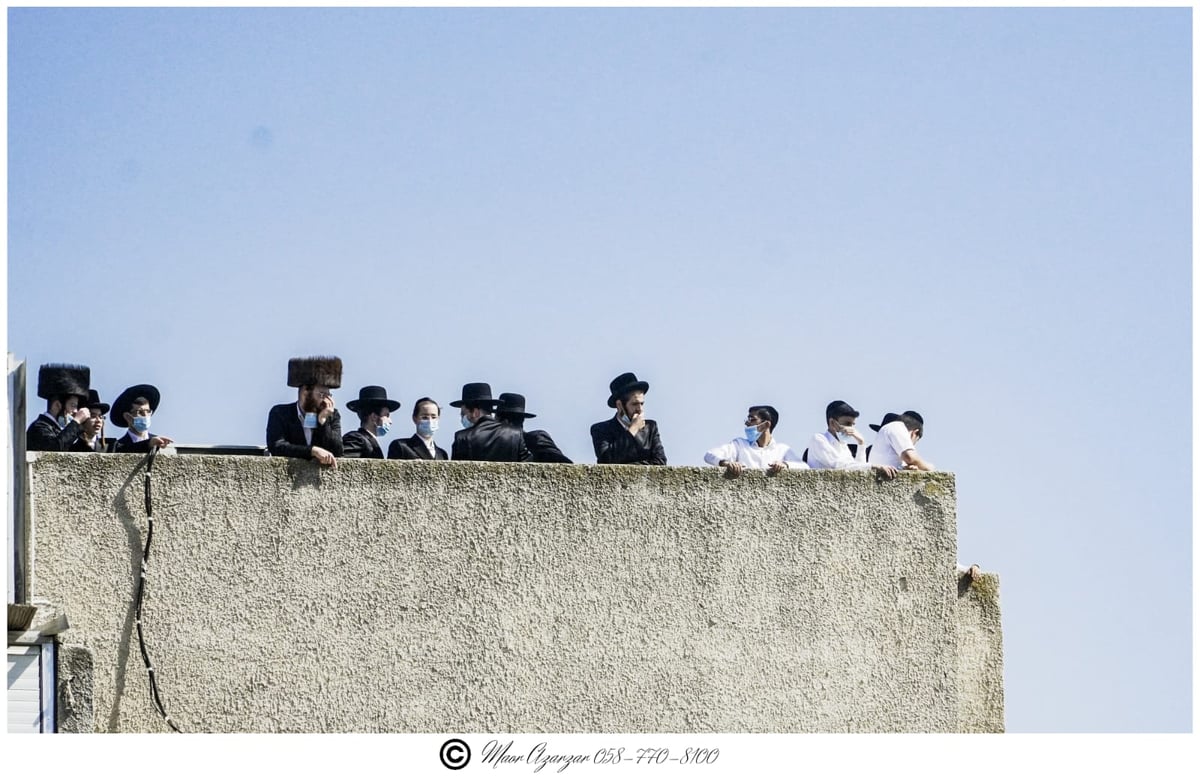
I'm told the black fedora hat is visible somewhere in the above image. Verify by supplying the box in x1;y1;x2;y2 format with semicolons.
36;363;90;401
110;384;161;428
607;372;650;408
449;382;499;409
495;392;537;419
868;412;902;433
86;389;110;415
346;385;400;413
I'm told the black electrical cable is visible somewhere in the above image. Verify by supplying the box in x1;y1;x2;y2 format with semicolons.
134;446;183;733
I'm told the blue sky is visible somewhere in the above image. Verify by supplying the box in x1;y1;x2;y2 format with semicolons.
5;7;1192;734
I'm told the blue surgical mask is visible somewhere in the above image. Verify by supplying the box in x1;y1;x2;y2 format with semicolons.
132;416;151;434
417;418;438;438
744;424;762;443
303;412;318;429
375;418;391;438
837;431;854;444
461;415;474;429
620;414;632;425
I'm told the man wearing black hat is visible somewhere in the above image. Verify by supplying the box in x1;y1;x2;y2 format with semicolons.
496;392;571;464
26;363;93;452
388;397;449;461
806;400;896;478
71;389;113;453
341;386;400;459
450;382;532;462
266;356;345;466
870;410;934;471
590;372;666;465
111;384;174;453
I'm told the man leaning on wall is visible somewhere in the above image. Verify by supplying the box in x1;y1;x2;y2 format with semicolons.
265;355;344;467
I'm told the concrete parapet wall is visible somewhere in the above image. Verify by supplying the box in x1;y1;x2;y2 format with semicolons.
25;453;1002;733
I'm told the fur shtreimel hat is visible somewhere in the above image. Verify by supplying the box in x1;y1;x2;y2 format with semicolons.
37;363;90;400
287;356;343;389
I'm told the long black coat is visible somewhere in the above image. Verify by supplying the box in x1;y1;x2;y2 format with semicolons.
342;428;383;459
590;417;667;465
524;429;572;464
26;415;84;452
266;402;344;459
451;417;532;462
387;433;448;461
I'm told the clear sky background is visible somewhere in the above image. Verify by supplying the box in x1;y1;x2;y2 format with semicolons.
5;7;1192;733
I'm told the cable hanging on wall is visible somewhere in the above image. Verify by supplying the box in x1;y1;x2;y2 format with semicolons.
134;446;183;733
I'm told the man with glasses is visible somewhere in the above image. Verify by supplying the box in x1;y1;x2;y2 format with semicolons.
703;405;806;477
806;400;896;478
111;383;175;453
266;356;344;466
72;389;113;452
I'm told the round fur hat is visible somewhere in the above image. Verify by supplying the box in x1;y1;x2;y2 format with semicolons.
287;356;343;389
37;363;90;401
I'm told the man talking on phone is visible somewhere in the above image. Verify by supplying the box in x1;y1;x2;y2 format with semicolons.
266;355;344;467
590;371;667;465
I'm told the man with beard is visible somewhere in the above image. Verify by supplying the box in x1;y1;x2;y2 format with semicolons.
590;372;666;465
265;356;344;466
26;363;92;452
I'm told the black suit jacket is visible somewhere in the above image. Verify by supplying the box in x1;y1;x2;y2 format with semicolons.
26;415;84;452
70;434;114;453
451;417;533;462
590;417;667;465
266;402;344;459
388;433;448;461
342;428;383;459
524;429;572;464
113;433;160;454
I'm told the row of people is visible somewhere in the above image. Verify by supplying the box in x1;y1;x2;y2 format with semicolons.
25;360;933;477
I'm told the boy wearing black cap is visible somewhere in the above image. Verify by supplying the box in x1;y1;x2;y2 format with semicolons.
807;400;896;478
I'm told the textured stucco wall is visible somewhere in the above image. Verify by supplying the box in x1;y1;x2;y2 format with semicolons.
25;453;1002;733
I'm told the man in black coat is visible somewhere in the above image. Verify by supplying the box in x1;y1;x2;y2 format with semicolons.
388;396;449;460
266;355;344;466
71;389;113;453
26;363;92;452
111;384;175;453
495;392;571;464
590;371;667;465
450;382;532;463
341;385;399;459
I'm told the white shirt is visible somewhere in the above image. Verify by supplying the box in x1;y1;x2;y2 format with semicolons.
704;436;809;470
871;421;915;469
806;429;869;471
296;403;313;446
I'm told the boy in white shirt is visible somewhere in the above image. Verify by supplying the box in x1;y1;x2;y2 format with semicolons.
806;400;897;479
871;411;934;472
704;405;808;477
